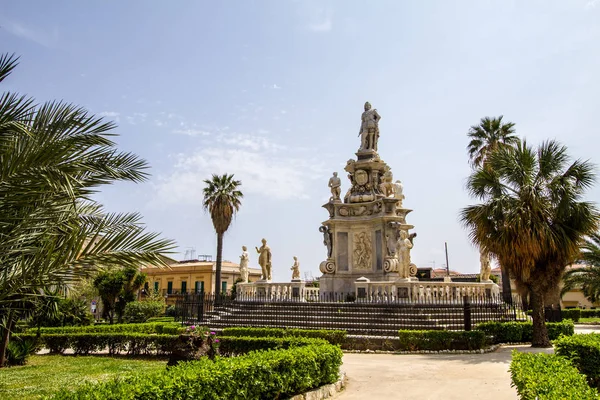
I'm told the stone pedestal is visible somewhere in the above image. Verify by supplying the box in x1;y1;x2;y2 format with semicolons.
290;279;305;300
254;280;271;298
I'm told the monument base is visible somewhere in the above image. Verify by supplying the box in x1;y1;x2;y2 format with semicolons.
319;272;400;296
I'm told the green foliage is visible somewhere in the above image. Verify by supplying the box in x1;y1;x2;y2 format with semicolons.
581;309;600;318
562;308;582;322
397;330;487;351
555;333;600;388
94;266;147;324
24;322;183;335
510;351;599;399
5;337;39;366
476;320;574;343
562;233;600;303
123;301;165;323
218;336;329;356
29;297;94;328
221;327;347;345
50;341;342;400
146;316;175;323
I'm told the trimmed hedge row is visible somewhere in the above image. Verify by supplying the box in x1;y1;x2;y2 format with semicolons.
218;336;328;355
16;332;178;355
50;341;343;400
476;320;574;344
510;351;598;399
562;309;582;322
555;333;600;388
25;322;184;335
146;317;176;323
221;327;347;345
397;330;487;351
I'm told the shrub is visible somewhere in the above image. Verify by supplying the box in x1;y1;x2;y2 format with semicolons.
581;309;600;318
218;336;329;356
6;336;39;366
510;351;598;399
562;308;581;322
397;330;487;351
147;316;175;323
25;322;184;335
124;301;165;323
50;341;343;400
221;327;347;345
555;333;600;388
476;320;574;344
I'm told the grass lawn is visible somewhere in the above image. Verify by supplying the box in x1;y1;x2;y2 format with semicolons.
0;354;167;400
579;317;600;324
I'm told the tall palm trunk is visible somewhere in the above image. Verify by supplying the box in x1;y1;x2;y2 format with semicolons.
215;232;223;299
0;311;15;368
501;267;512;303
530;283;551;347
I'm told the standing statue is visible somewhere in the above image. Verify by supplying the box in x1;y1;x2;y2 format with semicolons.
239;246;249;283
328;172;342;202
379;167;394;197
398;230;414;278
479;248;492;282
255;238;272;281
319;225;333;258
393;180;405;206
358;101;381;152
290;256;301;280
385;221;402;257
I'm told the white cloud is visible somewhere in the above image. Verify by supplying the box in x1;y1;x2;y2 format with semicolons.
126;112;147;125
150;131;327;205
308;18;332;32
0;20;58;47
272;84;282;89
586;0;600;8
172;129;211;137
99;111;120;122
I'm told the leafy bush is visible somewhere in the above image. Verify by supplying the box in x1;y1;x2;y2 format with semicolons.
476;320;574;344
6;337;39;366
165;305;177;318
555;333;600;388
397;330;487;351
510;351;598;399
50;341;343;400
218;336;329;355
221;327;347;345
147;316;175;323
29;297;94;328
16;332;178;355
25;322;184;335
581;309;600;318
123;301;165;323
562;308;581;322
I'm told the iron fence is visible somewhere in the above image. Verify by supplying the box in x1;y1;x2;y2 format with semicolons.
174;292;531;334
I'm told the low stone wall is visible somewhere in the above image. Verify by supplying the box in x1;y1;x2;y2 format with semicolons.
288;372;347;400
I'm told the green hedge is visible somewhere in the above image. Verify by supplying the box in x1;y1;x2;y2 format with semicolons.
397;330;487;351
16;332;178;355
50;341;343;400
562;309;582;322
476;320;574;344
581;309;600;318
25;322;184;335
218;336;329;355
555;333;600;388
147;317;175;323
221;327;347;345
510;351;598;399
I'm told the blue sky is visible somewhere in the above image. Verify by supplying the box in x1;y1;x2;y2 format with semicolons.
2;0;600;281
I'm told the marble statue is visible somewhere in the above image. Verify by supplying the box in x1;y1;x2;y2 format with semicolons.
290;256;300;280
398;230;413;278
479;248;492;282
328;172;341;202
353;231;372;270
379;167;394;197
385;221;402;257
358;101;381;152
393;180;405;206
255;238;272;281
239;246;249;283
319;225;333;258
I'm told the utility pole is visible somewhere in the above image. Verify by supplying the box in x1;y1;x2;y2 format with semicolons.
445;242;450;277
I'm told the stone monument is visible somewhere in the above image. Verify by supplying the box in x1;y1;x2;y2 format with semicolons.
479;248;492;282
320;102;417;295
290;256;300;280
255;238;272;281
239;246;249;283
328;172;342;202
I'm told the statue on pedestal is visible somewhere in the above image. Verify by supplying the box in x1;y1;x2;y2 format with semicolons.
328;172;341;202
290;256;300;280
319;225;333;258
255;238;272;281
358;101;381;152
398;230;414;278
393;180;405;207
379;167;394;197
479;248;492;282
239;246;249;283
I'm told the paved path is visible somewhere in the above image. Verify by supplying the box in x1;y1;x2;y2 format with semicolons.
334;345;553;400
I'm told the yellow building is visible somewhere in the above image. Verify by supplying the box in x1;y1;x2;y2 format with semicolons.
141;256;262;303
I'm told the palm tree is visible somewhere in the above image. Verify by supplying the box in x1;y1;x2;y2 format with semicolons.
562;233;600;303
0;54;174;366
466;116;520;301
467;116;520;168
202;174;243;297
461;140;598;347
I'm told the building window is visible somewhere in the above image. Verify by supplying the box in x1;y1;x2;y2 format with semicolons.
195;281;204;294
167;281;173;295
222;281;227;293
154;281;159;292
181;281;187;293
